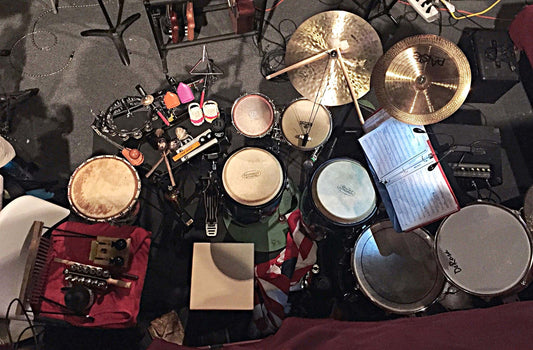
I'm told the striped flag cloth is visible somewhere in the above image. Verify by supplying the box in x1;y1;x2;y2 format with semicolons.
253;210;317;335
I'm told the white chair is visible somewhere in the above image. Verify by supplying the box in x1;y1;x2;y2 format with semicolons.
0;196;69;343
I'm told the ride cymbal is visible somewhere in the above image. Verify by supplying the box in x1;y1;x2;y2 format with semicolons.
285;11;382;106
371;35;471;125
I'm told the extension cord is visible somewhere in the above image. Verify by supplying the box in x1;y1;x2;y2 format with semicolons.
406;0;439;23
440;0;456;14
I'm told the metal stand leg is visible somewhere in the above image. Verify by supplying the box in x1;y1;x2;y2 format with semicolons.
50;0;58;14
80;0;140;65
357;0;399;25
143;0;267;73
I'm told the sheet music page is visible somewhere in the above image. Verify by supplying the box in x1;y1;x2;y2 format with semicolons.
386;165;459;231
359;110;431;180
358;109;459;231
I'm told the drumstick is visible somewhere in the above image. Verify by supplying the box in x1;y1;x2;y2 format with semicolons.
266;40;350;80
54;258;132;289
335;48;365;126
145;150;169;178
163;152;176;187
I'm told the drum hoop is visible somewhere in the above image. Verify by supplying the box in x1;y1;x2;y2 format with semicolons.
434;202;533;297
309;158;377;226
524;186;533;231
353;220;446;314
280;98;332;150
231;93;276;138
221;147;287;209
67;155;141;222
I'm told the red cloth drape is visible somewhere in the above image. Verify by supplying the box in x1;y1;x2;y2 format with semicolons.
40;221;151;328
509;5;533;67
147;300;533;349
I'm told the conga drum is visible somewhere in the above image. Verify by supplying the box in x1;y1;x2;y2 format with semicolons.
68;155;141;223
280;98;332;151
222;147;286;224
435;203;533;297
300;158;377;238
231;93;275;138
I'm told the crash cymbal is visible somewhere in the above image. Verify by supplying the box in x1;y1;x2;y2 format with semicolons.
285;11;382;106
371;35;471;125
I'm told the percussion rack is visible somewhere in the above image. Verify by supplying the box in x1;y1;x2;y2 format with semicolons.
143;0;267;73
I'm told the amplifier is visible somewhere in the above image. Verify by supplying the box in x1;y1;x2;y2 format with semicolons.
458;29;520;103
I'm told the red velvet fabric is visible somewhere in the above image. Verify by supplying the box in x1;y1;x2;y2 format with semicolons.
40;222;151;328
147;301;533;349
509;5;533;67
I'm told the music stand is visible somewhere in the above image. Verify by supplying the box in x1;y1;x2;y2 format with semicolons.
80;0;141;66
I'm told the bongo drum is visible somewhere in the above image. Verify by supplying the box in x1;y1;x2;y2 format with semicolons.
222;147;286;224
352;220;446;314
435;203;533;297
68;155;141;222
301;158;377;235
231;93;275;138
281;99;332;151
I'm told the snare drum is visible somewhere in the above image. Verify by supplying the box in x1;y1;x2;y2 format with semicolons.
352;220;446;314
301;158;377;234
222;147;286;224
231;93;275;138
435;203;533;297
68;155;141;222
280;99;332;151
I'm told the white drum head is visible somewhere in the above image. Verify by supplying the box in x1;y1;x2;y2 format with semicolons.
222;148;284;206
353;221;445;314
436;203;532;296
231;94;274;138
311;159;376;225
68;155;141;221
281;99;332;150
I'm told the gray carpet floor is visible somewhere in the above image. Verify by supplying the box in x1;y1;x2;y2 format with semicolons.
2;0;533;348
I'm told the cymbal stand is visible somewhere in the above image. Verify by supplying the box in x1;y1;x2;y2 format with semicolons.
189;46;224;107
0;88;39;138
80;0;141;66
266;41;366;126
353;0;399;25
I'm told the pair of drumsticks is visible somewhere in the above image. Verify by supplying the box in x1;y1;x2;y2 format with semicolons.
145;128;192;187
265;40;365;126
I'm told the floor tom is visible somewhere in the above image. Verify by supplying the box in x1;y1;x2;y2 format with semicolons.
435;202;533;297
352;220;446;314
